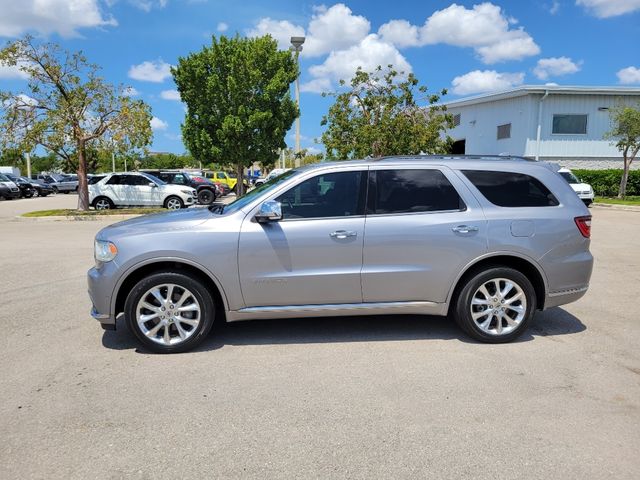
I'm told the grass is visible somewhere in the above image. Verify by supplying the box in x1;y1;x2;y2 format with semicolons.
22;207;165;217
595;196;640;206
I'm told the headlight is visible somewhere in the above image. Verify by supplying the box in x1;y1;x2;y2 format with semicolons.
94;239;118;263
181;189;193;195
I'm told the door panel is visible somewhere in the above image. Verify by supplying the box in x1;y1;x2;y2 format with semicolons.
362;167;488;304
238;217;365;307
238;169;367;307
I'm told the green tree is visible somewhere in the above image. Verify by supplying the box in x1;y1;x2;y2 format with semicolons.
321;66;453;159
606;104;640;198
0;36;153;210
172;34;298;196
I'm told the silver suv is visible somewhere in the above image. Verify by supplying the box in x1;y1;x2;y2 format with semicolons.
88;156;593;353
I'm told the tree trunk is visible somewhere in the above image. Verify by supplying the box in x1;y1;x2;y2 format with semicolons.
618;159;629;199
76;140;90;210
236;163;245;197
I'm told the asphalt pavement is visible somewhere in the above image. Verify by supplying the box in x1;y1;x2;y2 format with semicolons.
0;194;638;479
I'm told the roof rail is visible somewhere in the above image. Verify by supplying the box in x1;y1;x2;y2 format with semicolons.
371;154;537;162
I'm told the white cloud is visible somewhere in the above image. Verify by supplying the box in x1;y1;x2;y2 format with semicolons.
217;22;228;32
303;4;370;57
378;20;420;48
617;66;640;84
549;1;560;14
0;62;29;79
308;34;411;87
0;0;117;37
379;3;539;64
533;57;581;80
576;0;640;18
122;86;140;97
247;4;370;57
128;0;168;13
299;77;333;94
451;70;525;95
160;89;181;101
305;146;322;155
246;18;305;50
128;59;173;83
150;116;168;131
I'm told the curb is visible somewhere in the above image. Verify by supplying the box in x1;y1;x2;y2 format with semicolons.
14;214;144;222
592;203;640;212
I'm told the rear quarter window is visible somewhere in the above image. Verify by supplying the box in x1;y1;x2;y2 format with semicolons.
462;170;559;207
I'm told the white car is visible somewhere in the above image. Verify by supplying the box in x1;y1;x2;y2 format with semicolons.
253;168;292;187
89;172;196;210
558;168;594;207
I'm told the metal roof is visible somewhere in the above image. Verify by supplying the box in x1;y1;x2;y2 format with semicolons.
444;85;640;108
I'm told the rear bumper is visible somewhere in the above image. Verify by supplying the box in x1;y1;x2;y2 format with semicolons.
544;285;589;309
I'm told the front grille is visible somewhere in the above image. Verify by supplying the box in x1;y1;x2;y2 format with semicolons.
11;187;19;192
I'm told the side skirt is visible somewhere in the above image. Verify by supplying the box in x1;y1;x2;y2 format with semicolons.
226;301;447;322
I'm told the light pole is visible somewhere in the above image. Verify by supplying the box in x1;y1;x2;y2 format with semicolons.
290;36;305;168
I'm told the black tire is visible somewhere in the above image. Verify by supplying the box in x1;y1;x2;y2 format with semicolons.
164;195;184;210
453;267;536;343
124;272;215;353
52;186;58;194
92;196;114;210
197;188;215;205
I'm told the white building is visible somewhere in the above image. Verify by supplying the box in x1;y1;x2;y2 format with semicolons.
444;86;640;169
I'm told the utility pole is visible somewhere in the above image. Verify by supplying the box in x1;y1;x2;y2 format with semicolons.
24;152;31;178
290;36;305;168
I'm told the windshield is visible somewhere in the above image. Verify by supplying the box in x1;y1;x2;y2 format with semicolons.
141;172;167;185
559;171;580;184
214;169;298;214
0;174;10;182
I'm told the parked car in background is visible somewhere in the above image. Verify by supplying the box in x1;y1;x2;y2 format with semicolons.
25;177;54;197
204;171;248;193
30;173;77;193
142;170;219;205
558;168;594;206
253;168;292;187
88;155;593;353
4;173;35;198
0;174;21;199
89;172;196;210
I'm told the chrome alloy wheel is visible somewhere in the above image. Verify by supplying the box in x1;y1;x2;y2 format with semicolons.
136;284;201;345
95;198;111;210
470;278;527;336
166;197;182;210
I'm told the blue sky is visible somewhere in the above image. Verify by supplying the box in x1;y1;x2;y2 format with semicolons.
0;0;639;154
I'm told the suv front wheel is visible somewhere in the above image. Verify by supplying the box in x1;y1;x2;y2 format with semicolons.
124;272;215;353
454;267;536;343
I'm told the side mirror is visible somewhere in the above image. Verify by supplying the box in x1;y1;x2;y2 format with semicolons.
255;200;282;223
148;182;157;188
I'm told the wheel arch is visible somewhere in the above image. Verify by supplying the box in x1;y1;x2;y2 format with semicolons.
113;259;229;324
446;253;548;314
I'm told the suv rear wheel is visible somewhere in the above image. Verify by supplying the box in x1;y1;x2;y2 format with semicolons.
124;272;215;353
454;267;536;343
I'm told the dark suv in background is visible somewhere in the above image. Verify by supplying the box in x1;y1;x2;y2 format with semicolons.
141;170;219;205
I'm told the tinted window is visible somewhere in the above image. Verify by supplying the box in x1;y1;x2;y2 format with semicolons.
276;171;364;219
371;169;464;214
106;175;121;185
121;175;150;186
463;170;559;207
172;173;187;185
88;175;105;185
497;123;511;140
552;114;587;134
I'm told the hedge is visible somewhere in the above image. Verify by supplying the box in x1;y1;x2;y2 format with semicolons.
571;169;640;197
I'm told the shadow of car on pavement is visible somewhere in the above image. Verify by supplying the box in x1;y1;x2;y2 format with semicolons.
101;306;586;354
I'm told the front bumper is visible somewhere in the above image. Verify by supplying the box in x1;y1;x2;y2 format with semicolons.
88;264;119;329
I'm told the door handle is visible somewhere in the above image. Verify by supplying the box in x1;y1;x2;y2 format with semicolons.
330;230;357;239
452;225;479;234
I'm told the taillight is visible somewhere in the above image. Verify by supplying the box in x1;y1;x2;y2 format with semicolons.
575;216;591;238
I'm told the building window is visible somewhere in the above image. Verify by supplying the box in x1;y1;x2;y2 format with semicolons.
452;113;461;127
552;114;587;134
497;123;511;140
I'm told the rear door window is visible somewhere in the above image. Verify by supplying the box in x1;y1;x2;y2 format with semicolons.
369;169;465;214
462;170;559;207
